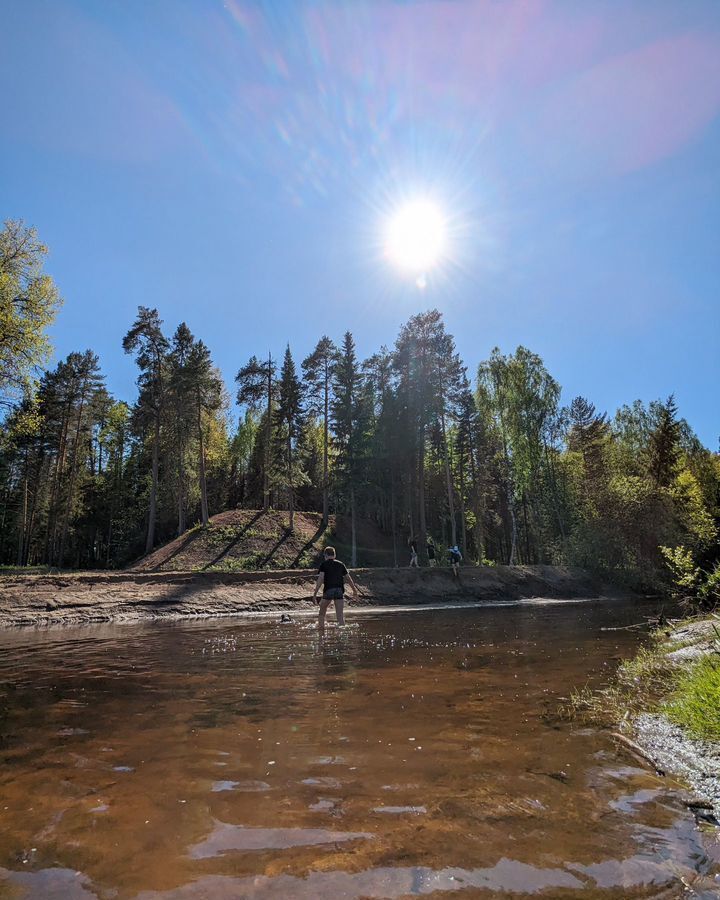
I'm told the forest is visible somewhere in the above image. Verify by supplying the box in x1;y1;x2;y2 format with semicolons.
1;221;718;599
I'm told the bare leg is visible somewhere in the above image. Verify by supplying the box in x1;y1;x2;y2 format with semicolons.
333;595;345;626
318;597;332;629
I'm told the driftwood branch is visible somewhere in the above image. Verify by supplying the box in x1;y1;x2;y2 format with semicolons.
610;731;665;775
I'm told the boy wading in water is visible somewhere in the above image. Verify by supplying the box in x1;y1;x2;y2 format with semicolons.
313;546;358;628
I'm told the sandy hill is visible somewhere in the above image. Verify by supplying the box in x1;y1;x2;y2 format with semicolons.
133;509;396;572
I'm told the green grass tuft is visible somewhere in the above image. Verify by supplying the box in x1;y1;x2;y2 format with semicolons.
664;656;720;741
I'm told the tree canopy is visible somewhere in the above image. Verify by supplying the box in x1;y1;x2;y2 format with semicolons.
0;228;716;593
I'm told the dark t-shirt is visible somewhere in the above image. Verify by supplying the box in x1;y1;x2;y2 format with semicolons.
319;558;348;592
427;543;435;559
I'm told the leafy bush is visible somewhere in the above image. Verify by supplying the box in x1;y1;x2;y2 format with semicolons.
661;545;720;610
698;562;720;607
660;545;700;593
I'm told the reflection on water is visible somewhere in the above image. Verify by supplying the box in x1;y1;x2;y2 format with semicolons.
0;602;719;898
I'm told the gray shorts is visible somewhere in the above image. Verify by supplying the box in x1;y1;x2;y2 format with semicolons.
322;588;344;601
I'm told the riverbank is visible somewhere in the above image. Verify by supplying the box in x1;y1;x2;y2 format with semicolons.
571;614;720;819
0;564;605;628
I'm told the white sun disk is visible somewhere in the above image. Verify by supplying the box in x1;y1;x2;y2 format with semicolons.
385;200;446;274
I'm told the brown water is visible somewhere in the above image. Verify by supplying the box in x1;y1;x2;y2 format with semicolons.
0;600;718;899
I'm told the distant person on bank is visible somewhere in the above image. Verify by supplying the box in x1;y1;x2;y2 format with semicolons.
449;545;463;577
409;539;419;568
313;546;358;628
427;538;436;567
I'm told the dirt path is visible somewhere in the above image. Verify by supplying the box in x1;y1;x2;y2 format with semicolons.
0;565;606;628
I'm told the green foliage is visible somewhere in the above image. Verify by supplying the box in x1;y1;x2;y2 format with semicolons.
698;563;720;607
661;545;720;610
1;296;717;580
0;220;62;407
203;524;245;548
665;655;720;740
271;345;309;527
206;552;266;572
660;545;700;593
296;549;315;568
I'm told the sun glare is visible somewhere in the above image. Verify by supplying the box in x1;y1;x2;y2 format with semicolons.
385;200;447;277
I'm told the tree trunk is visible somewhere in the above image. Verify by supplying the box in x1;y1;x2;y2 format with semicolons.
58;388;88;567
322;358;329;527
350;484;357;567
45;398;71;562
23;452;46;567
197;402;209;527
390;470;398;567
287;431;294;532
417;431;427;565
146;410;160;554
522;493;531;564
441;411;457;547
407;470;415;541
16;453;28;566
106;430;124;567
467;441;484;562
177;442;186;535
264;353;271;510
507;481;518;565
543;439;566;541
459;451;467;559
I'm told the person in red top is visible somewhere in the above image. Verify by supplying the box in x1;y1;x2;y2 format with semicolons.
312;546;358;628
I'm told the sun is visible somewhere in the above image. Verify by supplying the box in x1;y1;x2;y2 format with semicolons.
385;199;447;276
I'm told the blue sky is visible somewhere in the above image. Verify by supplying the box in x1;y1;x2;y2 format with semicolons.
1;0;718;446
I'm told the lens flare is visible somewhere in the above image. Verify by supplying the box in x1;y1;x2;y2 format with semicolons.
385;200;447;275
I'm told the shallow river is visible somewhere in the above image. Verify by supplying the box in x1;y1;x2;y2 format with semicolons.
0;600;718;899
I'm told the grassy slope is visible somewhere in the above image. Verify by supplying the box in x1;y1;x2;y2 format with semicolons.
133;508;397;572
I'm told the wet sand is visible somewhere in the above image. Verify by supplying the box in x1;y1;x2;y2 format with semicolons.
0;565;604;628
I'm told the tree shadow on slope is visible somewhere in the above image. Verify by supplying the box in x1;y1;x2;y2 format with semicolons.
288;522;328;569
140;529;204;573
201;510;265;571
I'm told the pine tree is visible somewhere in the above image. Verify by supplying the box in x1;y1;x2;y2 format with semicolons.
302;336;336;528
236;354;276;509
393;310;460;562
187;338;223;526
55;351;105;567
168;324;195;535
123;307;169;554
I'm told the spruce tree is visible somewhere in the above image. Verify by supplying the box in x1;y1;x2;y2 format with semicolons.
331;332;369;566
273;346;305;532
647;395;681;488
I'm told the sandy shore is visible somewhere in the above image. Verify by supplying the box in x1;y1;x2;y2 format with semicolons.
0;564;603;628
